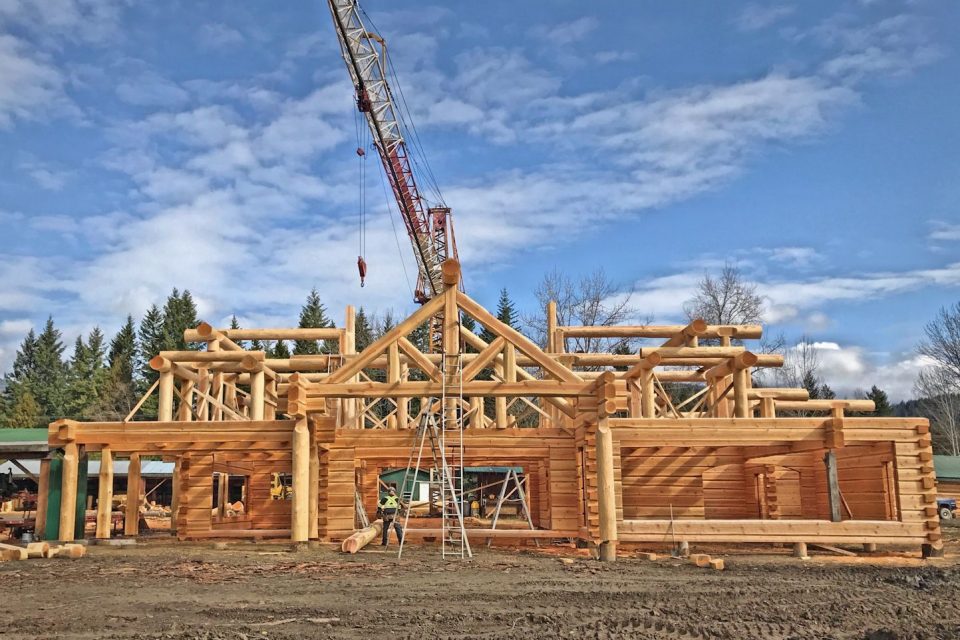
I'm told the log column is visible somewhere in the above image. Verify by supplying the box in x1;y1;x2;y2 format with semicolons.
250;369;265;421
595;373;618;562
596;420;617;561
125;453;141;536
158;370;174;422
35;459;50;540
309;421;320;540
96;446;114;539
58;442;79;541
441;260;461;430
387;342;400;430
170;458;181;535
291;417;310;542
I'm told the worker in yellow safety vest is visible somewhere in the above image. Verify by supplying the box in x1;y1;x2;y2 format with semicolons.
378;487;404;546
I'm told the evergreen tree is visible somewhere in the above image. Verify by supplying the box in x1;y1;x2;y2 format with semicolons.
66;327;108;419
1;329;39;426
269;340;291;359
107;316;137;386
250;339;265;351
865;385;893;416
3;387;41;428
11;329;38;382
138;304;165;386
496;288;518;328
161;289;199;352
461;314;478;353
355;307;375;353
32;316;68;422
612;341;633;372
294;288;334;355
229;315;247;349
101;316;139;420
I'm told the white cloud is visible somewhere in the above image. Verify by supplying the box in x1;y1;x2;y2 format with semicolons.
929;221;960;242
735;4;796;31
115;69;189;107
0;34;71;127
0;0;126;44
18;159;70;190
531;17;599;45
809;342;933;402
198;23;244;50
815;14;943;80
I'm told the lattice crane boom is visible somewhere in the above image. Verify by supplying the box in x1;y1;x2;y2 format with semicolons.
327;0;457;304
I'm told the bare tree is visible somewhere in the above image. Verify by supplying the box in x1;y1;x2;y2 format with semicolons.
919;302;960;383
684;263;764;326
525;267;637;353
915;366;960;456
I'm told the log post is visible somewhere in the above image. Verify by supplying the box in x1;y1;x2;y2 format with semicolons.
309;425;320;540
177;379;195;421
760;396;776;418
547;301;558;427
96;446;113;539
503;343;517;427
250;369;265;421
58;442;79;541
170;458;180;535
125;453;141;536
291;417;310;542
641;369;656;417
824;450;842;523
387;342;400;430
398;363;409;429
733;368;749;418
596;418;617;561
442;260;460;429
35;458;50;540
343;305;358;428
158;370;174;422
217;471;228;518
494;358;508;428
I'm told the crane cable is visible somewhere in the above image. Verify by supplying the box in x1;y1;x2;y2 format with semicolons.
355;109;368;286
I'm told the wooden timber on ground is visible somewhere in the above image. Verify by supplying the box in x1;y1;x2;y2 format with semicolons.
42;260;940;561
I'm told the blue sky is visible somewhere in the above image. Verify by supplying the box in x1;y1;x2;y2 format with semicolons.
0;0;958;400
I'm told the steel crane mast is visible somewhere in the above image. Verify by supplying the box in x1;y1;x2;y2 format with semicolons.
327;0;457;306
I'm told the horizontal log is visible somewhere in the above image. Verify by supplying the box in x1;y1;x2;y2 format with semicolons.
558;324;763;339
185;327;343;342
160;350;264;363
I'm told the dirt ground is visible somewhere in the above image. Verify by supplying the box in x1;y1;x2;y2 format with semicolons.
3;530;960;640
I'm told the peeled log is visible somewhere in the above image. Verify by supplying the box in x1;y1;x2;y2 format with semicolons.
50;544;86;559
0;543;27;561
340;520;383;554
26;542;50;558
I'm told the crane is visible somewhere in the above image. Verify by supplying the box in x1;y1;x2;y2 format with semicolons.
327;0;459;321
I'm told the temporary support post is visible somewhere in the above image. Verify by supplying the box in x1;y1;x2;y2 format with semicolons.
35;459;50;540
125;453;141;536
291;416;310;542
824;450;842;523
96;446;113;539
58;442;79;541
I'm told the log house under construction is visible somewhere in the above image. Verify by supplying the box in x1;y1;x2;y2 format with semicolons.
43;261;942;560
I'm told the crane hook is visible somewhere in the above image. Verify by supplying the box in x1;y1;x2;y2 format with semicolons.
357;255;367;287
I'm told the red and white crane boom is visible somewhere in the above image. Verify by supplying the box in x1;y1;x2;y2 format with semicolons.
327;0;458;305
